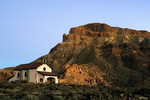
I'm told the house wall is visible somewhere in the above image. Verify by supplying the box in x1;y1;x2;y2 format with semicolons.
9;64;58;83
21;70;27;81
19;70;22;80
9;70;20;82
37;73;44;83
27;70;30;82
28;69;37;83
9;69;38;83
37;64;52;72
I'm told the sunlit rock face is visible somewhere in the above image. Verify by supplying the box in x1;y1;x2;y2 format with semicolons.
0;69;14;82
35;23;150;86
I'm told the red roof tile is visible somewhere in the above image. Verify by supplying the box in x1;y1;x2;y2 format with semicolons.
14;63;42;70
37;71;57;76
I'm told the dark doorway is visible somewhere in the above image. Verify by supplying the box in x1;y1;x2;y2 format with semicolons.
40;78;43;83
47;77;55;83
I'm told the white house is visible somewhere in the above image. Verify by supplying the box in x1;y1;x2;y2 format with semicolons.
8;63;58;83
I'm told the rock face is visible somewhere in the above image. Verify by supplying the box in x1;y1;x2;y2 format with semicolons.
35;23;150;86
0;69;14;82
59;64;109;86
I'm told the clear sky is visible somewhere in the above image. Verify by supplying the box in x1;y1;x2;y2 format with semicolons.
0;0;150;68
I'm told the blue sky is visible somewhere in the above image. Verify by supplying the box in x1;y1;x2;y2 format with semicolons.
0;0;150;68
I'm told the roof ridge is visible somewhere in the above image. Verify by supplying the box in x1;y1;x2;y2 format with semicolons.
14;62;44;70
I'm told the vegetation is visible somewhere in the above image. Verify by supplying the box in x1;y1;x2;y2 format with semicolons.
0;81;149;100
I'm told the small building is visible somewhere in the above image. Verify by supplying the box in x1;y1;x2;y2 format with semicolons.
8;63;58;83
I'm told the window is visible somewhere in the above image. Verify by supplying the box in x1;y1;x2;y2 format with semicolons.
25;72;27;77
43;67;46;71
40;78;43;83
17;73;20;78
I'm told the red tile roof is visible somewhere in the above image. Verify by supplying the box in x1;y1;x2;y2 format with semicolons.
14;63;43;70
37;71;57;76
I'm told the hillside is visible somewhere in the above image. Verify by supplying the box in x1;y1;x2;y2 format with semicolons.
0;69;14;82
33;23;150;87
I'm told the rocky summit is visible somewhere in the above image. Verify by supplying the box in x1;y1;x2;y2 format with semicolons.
33;23;150;87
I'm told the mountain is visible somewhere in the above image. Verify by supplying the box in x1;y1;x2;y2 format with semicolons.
33;23;150;87
2;23;149;87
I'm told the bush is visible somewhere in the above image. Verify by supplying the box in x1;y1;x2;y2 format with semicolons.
70;95;78;100
21;82;37;92
53;96;63;100
21;95;39;100
1;81;149;99
0;96;9;100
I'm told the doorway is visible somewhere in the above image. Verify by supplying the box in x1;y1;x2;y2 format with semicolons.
47;77;55;83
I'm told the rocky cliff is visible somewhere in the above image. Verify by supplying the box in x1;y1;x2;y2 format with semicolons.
32;23;150;86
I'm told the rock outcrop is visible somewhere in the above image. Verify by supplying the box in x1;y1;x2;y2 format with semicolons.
33;23;150;86
59;64;109;86
0;69;14;82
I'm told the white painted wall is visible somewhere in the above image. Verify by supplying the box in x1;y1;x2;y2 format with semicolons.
37;64;52;72
37;73;44;83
